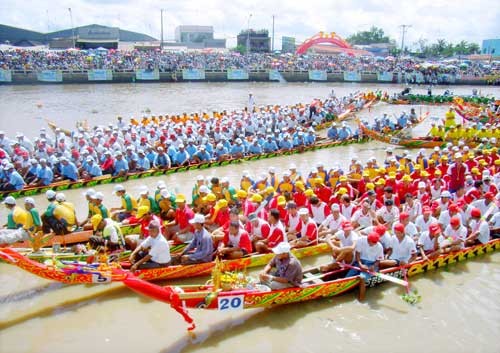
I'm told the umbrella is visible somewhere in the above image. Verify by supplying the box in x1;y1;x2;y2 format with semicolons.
385;56;395;61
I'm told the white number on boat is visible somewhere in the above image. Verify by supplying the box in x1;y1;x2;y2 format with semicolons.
218;295;244;311
390;137;400;144
91;273;111;284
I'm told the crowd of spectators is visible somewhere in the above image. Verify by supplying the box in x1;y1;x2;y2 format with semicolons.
1;49;498;78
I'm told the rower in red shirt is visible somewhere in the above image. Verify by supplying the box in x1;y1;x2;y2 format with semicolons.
217;221;253;259
290;208;318;248
255;209;286;253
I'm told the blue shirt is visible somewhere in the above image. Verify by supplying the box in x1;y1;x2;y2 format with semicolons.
230;144;245;155
186;144;197;156
113;158;129;176
248;143;262;154
154;153;171;168
8;171;25;190
193;150;212;162
37;166;53;185
136;156;151;170
262;140;278;153
87;163;103;177
327;127;338;139
61;162;79;181
174;150;190;165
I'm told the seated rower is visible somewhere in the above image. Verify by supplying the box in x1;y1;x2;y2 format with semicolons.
439;216;467;253
179;214;214;265
417;222;441;260
320;221;358;272
379;222;417;269
89;214;125;251
259;241;303;290
217;220;253;259
465;207;490;246
345;232;384;301
129;220;171;271
289;208;318;249
254;208;286;253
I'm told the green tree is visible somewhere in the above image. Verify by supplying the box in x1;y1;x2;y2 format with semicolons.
233;44;246;55
346;26;391;45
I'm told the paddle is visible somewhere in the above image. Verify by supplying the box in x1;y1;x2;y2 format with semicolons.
341;263;408;287
401;268;421;304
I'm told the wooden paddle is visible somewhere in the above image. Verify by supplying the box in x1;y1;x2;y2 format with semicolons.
342;263;408;287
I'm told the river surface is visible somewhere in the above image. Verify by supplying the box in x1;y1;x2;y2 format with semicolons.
0;82;499;353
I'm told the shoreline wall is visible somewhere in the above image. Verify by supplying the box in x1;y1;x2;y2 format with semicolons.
0;69;495;86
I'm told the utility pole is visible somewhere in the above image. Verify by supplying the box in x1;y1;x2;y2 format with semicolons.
246;14;252;55
399;24;411;55
160;9;164;49
272;15;275;52
68;8;76;48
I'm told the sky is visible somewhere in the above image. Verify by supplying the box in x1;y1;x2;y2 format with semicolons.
1;0;499;49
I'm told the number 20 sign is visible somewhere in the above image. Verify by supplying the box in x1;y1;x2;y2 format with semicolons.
218;295;244;311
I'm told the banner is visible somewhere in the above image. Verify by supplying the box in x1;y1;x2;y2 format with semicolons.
0;69;12;82
88;69;113;81
37;70;63;82
269;69;282;81
438;74;456;83
377;72;393;82
135;69;159;80
308;70;327;81
182;69;205;80
227;69;249;80
343;71;361;82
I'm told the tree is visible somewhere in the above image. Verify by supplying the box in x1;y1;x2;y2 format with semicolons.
346;26;391;45
233;44;246;55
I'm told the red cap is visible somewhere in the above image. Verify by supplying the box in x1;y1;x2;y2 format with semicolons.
342;221;353;231
394;222;405;233
471;207;481;218
484;192;494;200
367;232;380;244
448;203;459;213
375;224;387;236
423;206;431;214
429;223;441;235
399;212;409;221
450;216;461;226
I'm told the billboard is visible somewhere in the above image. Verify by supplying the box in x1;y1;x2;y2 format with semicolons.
308;70;327;81
377;72;393;82
227;69;249;80
88;69;113;81
343;71;361;81
0;69;12;82
37;70;63;82
182;69;206;80
135;69;160;80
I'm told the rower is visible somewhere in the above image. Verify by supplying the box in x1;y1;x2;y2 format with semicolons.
380;222;417;269
0;196;30;244
110;184;138;222
216;220;252;259
321;220;359;272
417;222;442;260
129;220;171;271
259;241;303;290
179;214;214;265
89;214;125;251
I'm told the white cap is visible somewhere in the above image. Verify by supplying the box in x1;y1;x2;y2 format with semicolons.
268;167;275;173
418;181;426;188
298;208;309;216
331;203;340;211
289;163;297;170
114;185;125;193
156;181;166;189
93;192;104;200
160;189;171;198
272;241;291;254
24;197;35;205
46;190;56;199
84;188;96;197
55;193;66;202
199;185;210;193
139;187;149;195
2;196;16;205
196;175;205;181
189;213;206;224
441;191;451;198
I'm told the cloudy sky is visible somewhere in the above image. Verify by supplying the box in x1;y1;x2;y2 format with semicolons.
1;0;499;49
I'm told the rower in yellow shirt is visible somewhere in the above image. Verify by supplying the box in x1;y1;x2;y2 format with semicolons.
428;123;439;138
443;108;457;130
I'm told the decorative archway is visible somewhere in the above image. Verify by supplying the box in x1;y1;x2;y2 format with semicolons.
296;32;353;55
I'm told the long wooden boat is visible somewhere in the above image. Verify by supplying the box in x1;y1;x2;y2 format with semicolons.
387;94;493;106
0;137;370;200
0;242;330;284
358;120;451;149
119;238;500;330
4;224;140;250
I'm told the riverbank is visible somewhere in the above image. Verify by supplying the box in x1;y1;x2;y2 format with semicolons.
0;69;495;85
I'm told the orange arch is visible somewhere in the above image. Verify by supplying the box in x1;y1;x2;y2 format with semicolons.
296;32;353;55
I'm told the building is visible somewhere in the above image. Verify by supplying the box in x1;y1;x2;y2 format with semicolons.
281;36;296;53
174;25;226;49
75;26;120;49
482;39;500;56
0;24;156;49
237;30;270;53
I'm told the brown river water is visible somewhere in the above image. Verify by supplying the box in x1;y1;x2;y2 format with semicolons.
0;82;499;353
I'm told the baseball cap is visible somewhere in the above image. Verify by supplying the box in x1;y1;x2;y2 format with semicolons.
272;241;291;254
367;232;380;244
429;223;441;235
